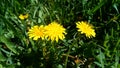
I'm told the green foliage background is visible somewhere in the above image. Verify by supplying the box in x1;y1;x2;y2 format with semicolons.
0;0;120;68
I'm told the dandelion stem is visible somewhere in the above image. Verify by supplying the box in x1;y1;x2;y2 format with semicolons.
64;45;71;68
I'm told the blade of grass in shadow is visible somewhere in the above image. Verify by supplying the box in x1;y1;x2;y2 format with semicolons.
0;36;19;54
88;0;106;15
115;51;119;68
0;51;6;61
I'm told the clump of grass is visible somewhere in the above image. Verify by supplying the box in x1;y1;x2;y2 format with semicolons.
0;0;120;68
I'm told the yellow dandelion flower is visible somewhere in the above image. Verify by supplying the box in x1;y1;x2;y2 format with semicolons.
19;14;28;20
28;25;45;40
76;21;96;38
45;21;66;42
19;14;24;20
24;14;29;19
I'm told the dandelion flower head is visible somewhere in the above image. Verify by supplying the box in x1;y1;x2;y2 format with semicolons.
19;14;28;20
76;21;96;38
28;25;45;40
45;21;66;42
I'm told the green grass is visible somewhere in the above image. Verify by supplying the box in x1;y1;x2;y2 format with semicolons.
0;0;120;68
